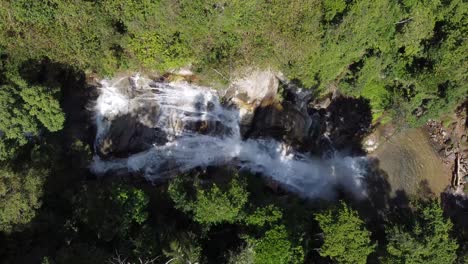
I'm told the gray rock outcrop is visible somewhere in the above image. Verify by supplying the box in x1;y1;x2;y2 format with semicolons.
225;69;279;132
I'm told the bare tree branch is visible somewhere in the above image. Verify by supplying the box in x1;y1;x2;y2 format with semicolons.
395;17;413;25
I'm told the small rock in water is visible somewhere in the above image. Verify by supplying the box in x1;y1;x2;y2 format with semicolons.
363;137;379;153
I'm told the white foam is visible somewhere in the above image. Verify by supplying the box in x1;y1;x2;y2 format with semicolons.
92;75;368;199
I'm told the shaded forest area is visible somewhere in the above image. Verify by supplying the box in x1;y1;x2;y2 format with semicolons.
0;0;466;263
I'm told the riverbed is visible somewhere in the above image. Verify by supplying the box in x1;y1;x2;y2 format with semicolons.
371;127;450;196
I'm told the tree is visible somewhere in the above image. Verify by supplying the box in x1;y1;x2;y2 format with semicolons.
0;166;46;232
169;174;249;225
384;200;458;264
168;174;197;213
19;85;65;132
194;178;248;225
250;225;303;264
315;201;376;264
0;84;40;158
163;232;201;264
75;184;149;241
0;74;64;160
113;185;149;226
244;205;283;227
322;0;346;22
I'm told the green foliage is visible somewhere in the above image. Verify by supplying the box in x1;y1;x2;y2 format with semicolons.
315;201;376;264
168;174;196;213
19;85;64;132
75;184;149;241
0;0;465;125
10;0;58;29
194;178;249;225
113;186;149;225
0;71;64;160
128;32;193;72
0;139;17;162
396;0;442;57
0;84;40;144
0;166;46;232
323;0;346;21
244;205;283;227
97;0;159;25
341;56;392;121
163;232;202;264
251;225;303;264
384;200;459;264
169;174;249;225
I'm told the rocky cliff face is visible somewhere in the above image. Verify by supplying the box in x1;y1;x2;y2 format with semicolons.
224;69;279;134
91;72;370;199
95;71;373;160
226;70;372;155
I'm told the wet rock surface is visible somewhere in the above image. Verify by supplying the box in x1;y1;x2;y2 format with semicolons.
95;72;374;162
97;114;167;158
95;76;237;159
245;88;372;155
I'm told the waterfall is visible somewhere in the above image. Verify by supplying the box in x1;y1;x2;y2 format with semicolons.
92;75;368;199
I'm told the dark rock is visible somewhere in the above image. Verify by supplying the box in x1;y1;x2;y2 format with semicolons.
247;102;311;145
324;96;372;151
183;119;232;136
245;93;372;155
281;83;314;110
97;114;167;158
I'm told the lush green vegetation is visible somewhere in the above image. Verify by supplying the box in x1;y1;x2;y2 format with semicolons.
0;0;466;263
0;165;45;233
384;200;459;264
0;0;466;124
0;0;466;158
315;202;376;264
0;154;464;263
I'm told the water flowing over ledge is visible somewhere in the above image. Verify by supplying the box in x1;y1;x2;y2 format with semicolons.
91;74;369;200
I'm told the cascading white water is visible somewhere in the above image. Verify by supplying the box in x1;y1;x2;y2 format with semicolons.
92;75;368;199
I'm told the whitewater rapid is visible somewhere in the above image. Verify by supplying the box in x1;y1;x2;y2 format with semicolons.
92;75;368;199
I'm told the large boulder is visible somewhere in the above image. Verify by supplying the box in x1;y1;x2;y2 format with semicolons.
225;70;279;133
247;102;312;145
